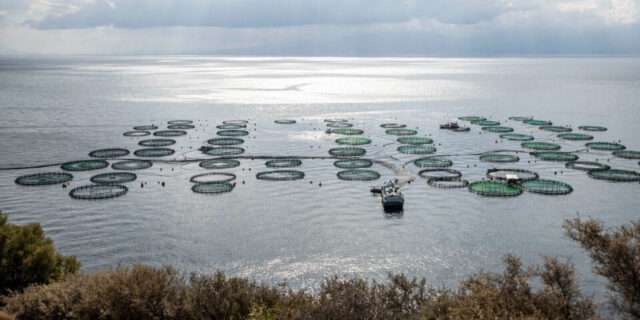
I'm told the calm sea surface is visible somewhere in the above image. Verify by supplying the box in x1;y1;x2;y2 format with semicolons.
1;56;639;302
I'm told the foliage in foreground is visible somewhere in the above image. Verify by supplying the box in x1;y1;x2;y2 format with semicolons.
0;211;80;296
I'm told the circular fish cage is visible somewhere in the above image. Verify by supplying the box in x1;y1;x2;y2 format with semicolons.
482;126;513;133
385;128;417;136
168;120;193;125
329;147;366;157
587;169;640;182
500;133;534;141
578;126;607;132
123;131;150;137
266;159;302;168
418;168;461;179
585;142;626;151
337;169;380;181
154;130;187;137
324;118;348;123
167;124;195;130
334;159;373;169
565;161;610;171
380;123;406;128
532;152;579;162
612;150;640;159
89;148;130;158
332;128;364;135
133;125;158;130
509;116;533;121
397;144;436;154
69;184;128;200
414;157;452;168
90;172;137;184
524;119;552;126
427;177;469;188
540;126;572;133
204;147;245;156
274;119;296;124
200;159;240;169
223;120;249;125
15;172;73;186
256;170;305;181
471;120;500;126
192;182;235;194
139;138;176;147
61;160;109;171
458;116;485;121
217;124;246;129
190;172;236;183
487;168;539;181
479;154;520;163
521;142;561;150
335;137;371;145
557;133;593;141
207;137;244;145
134;148;175;157
397;137;433;145
468;181;523;197
327;122;353;128
112;160;153;170
217;129;249;137
518;179;573;195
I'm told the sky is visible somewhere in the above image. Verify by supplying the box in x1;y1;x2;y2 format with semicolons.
0;0;639;55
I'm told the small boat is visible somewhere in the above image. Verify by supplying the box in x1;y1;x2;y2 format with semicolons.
199;146;213;152
370;185;382;193
381;182;404;211
440;121;470;131
325;129;332;134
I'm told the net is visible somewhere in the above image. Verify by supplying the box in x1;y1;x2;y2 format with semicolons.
578;126;607;132
565;161;610;171
200;159;240;169
168;120;193;125
427;177;469;188
585;142;626;151
15;172;73;186
482;126;513;133
190;172;236;183
557;133;593;141
61;160;109;171
418;168;461;179
587;169;640;182
500;133;534;141
468;181;523;196
336;169;380;181
324;119;348;123
112;160;153;170
532;152;579;161
487;168;539;181
139;139;176;147
217;129;249;137
458;116;485;121
133;125;158;130
333;159;373;169
385;128;417;136
275;119;296;124
256;170;305;181
518;179;573;195
612;150;640;159
207;137;244;145
89;148;130;158
192;182;235;194
327;122;353;128
266;159;302;168
204;147;245;156
414;157;452;168
335;137;371;145
90;172;137;184
521;142;561;150
524;119;552;126
397;137;433;145
223;120;249;125
329;147;366;157
167;124;195;130
471;120;500;126
539;126;572;132
217;124;246;129
134;148;175;157
397;145;436;154
69;184;128;200
153;130;187;137
380;123;406;128
332;128;364;135
508;116;533;121
479;154;520;163
123;131;151;137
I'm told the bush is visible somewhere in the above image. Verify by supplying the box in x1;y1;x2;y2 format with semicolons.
0;211;80;296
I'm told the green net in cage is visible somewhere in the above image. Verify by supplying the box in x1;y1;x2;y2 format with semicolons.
565;161;609;171
15;172;73;186
190;172;236;183
112;160;153;170
89;148;130;158
578;125;607;132
482;126;513;133
327;122;353;128
487;168;539;181
458;116;485;121
471;120;500;126
334;159;373;169
204;147;245;156
397;137;433;145
69;184;128;200
332;128;363;135
337;169;380;181
524;119;552;126
479;154;519;163
217;124;246;129
139;139;176;147
200;159;240;169
539;126;572;133
123;130;150;137
154;130;187;137
167;124;195;130
468;181;523;196
329;147;366;157
508;116;533;121
385;128;417;136
217;129;249;137
133;125;158;130
256;170;305;181
208;137;244;145
521;142;561;150
418;168;461;179
266;159;302;168
427;177;469;188
532;152;578;161
612;150;640;159
335;137;371;145
62;160;109;171
380;123;406;128
275;119;296;124
414;157;452;168
397;144;436;154
587;169;640;182
192;182;235;194
134;148;175;157
223;120;249;125
500;133;534;141
518;179;573;195
557;133;593;141
168;120;193;125
585;142;626;151
90;172;137;184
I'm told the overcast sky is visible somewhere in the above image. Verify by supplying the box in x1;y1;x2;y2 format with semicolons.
0;0;639;55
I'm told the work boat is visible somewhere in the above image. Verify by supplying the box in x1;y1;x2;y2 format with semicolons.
381;182;404;211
